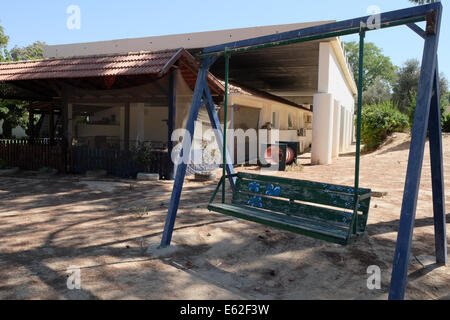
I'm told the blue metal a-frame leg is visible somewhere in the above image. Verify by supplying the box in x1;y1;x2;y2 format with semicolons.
428;61;447;266
160;58;236;248
389;8;446;300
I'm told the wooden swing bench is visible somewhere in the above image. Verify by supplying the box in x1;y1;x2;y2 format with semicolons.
208;172;372;245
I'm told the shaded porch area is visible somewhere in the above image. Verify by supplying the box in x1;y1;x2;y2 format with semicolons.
0;49;224;179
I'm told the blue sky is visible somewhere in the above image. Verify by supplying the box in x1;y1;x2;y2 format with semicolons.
1;0;448;78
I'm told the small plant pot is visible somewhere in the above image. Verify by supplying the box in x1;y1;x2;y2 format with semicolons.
195;172;217;181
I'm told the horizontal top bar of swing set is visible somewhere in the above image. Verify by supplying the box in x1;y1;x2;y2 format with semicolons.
199;2;441;58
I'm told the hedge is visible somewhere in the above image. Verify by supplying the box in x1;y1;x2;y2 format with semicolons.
360;102;409;151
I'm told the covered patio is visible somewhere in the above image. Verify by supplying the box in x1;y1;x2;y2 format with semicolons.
0;49;224;178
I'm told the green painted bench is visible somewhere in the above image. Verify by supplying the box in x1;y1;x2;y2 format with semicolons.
208;172;373;245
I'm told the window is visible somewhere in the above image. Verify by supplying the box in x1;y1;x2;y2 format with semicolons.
271;111;279;129
299;114;305;129
288;114;294;130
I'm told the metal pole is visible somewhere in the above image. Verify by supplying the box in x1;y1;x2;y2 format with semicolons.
354;28;365;229
200;16;425;59
222;51;230;203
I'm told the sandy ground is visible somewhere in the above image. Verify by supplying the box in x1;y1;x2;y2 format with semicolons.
0;132;448;300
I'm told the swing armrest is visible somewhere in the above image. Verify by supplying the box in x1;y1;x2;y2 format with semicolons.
358;192;373;201
347;191;373;239
209;177;224;204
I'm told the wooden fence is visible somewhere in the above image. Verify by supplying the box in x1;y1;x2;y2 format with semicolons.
70;146;171;179
0;139;67;172
0;139;172;179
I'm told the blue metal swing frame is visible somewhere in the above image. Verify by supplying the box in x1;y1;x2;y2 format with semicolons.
159;2;446;300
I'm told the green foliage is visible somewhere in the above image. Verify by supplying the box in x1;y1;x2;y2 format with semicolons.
441;94;450;132
131;142;155;173
392;59;448;114
442;114;450;133
133;206;150;219
445;92;450;104
407;93;418;128
0;24;46;138
9;41;45;61
0;100;30;138
408;91;450;130
343;41;397;91
0;23;10;62
360;102;409;151
392;59;421;114
363;76;392;105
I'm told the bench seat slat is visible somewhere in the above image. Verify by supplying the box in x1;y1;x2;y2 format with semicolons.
208;203;351;245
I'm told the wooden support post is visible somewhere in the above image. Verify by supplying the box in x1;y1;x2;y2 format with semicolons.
124;103;130;152
28;109;35;145
62;104;68;147
389;7;442;300
428;61;447;265
61;90;70;173
49;106;55;145
168;69;177;180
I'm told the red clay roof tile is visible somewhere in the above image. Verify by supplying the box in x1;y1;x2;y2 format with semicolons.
0;49;182;81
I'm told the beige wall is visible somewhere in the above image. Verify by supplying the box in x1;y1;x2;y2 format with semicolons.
71;70;313;159
144;107;168;143
73;70;195;147
77;124;121;138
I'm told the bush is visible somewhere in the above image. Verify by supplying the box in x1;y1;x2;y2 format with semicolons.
442;113;450;133
360;102;409;151
409;96;449;128
131;142;155;172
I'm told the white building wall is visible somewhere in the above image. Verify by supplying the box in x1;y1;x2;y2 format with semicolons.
312;42;356;164
228;95;314;159
311;93;334;165
332;100;341;158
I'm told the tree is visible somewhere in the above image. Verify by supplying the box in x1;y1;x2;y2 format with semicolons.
392;59;420;113
392;59;448;114
0;24;46;138
362;76;391;105
445;92;450;105
10;41;45;61
343;41;397;92
0;100;30;138
0;23;10;62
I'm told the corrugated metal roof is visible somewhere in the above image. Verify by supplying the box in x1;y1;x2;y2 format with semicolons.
218;80;312;112
0;49;183;81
